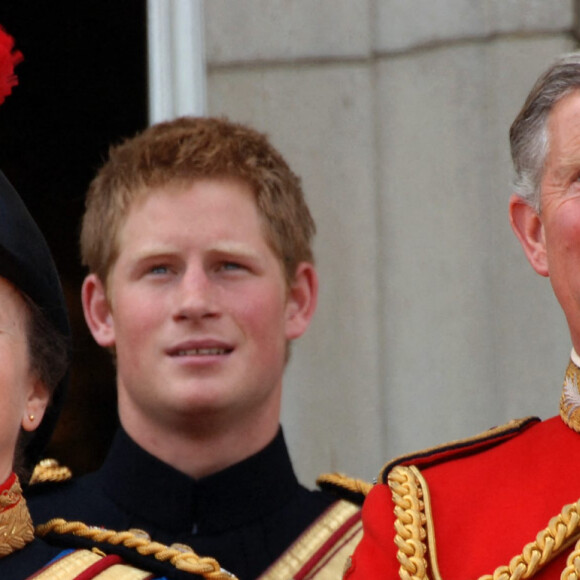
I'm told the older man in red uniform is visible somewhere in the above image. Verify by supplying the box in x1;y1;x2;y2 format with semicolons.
345;53;580;579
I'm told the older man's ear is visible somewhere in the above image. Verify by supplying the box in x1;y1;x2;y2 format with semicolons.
509;194;549;277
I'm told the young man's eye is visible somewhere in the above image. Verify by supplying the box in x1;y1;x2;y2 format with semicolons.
221;262;243;271
150;265;169;274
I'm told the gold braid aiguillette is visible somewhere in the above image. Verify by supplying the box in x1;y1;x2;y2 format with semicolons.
0;475;34;557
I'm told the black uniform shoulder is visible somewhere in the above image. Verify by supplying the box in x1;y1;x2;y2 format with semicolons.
26;457;83;516
27;470;116;527
26;469;92;501
0;538;62;580
26;477;75;497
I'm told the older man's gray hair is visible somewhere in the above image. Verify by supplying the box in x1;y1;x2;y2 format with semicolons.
511;52;580;210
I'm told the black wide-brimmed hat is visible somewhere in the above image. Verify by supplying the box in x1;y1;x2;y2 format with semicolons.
0;171;70;469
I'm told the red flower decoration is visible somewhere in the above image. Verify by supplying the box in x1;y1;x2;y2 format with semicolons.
0;25;23;105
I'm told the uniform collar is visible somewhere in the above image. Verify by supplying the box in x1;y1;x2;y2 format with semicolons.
98;426;300;534
561;351;580;433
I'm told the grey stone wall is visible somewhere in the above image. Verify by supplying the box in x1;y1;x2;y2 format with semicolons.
204;0;577;484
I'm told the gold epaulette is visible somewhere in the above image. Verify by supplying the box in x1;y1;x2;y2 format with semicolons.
30;458;72;484
316;472;372;504
379;416;540;483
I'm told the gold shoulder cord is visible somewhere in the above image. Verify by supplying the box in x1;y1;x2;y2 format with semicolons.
35;519;237;580
388;465;441;580
477;499;580;579
563;540;580;579
388;464;580;579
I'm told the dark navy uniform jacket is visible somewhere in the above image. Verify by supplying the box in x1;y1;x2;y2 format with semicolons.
0;538;62;579
28;427;335;580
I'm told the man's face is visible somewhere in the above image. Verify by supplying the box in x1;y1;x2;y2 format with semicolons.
528;90;580;346
85;179;315;435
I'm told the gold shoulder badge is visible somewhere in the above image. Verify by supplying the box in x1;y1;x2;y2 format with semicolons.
29;458;72;484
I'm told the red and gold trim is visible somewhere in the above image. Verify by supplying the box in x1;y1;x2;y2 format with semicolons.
0;472;34;557
29;550;154;579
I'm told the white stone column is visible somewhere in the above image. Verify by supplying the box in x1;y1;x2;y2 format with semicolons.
147;0;207;123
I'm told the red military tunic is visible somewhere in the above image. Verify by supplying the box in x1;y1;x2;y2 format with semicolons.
345;358;580;579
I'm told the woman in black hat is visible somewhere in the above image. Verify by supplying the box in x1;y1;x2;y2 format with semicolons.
0;171;72;577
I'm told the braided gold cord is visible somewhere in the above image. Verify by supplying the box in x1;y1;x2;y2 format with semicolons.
478;500;580;580
315;472;373;497
35;519;237;580
388;466;428;580
387;468;580;579
562;537;580;579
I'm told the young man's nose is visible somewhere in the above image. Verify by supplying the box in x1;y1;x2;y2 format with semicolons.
173;270;218;320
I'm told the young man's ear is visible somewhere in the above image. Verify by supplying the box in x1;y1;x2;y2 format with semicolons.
82;273;116;347
509;194;549;277
285;262;318;340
